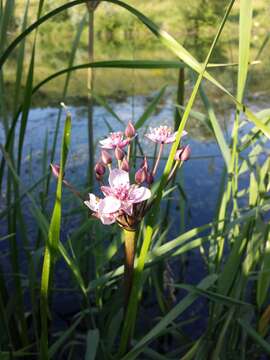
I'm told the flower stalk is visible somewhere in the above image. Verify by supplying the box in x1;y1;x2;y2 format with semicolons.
123;228;137;309
152;143;164;176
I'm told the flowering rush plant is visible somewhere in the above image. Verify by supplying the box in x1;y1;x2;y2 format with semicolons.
83;122;189;231
51;121;190;308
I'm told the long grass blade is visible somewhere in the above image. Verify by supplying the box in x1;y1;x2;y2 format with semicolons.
40;112;72;359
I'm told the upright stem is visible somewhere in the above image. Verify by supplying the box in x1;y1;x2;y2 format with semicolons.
152;143;164;176
127;142;132;163
123;229;137;310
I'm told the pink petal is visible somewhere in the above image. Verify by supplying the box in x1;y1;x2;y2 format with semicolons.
109;169;130;189
99;196;121;214
164;130;187;144
165;133;176;144
129;187;151;203
101;186;114;196
121;202;133;216
99;138;113;149
100;213;117;225
145;134;158;143
84;193;100;212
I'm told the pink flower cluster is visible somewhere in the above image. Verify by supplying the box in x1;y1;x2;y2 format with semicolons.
84;121;190;230
84;169;151;225
145;125;187;144
51;121;190;230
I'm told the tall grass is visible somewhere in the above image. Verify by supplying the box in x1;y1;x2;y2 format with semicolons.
0;0;270;358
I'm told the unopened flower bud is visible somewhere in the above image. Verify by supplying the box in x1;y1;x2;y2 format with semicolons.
175;145;191;162
135;167;146;184
140;156;148;171
50;164;60;178
115;146;125;161
101;150;112;165
146;172;154;185
121;158;130;172
95;162;106;178
125;121;136;138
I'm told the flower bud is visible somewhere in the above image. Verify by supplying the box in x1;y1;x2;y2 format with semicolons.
101;150;112;165
135;167;146;184
121;158;130;172
95;162;106;178
50;164;60;178
125;121;136;138
174;145;191;162
115;146;125;161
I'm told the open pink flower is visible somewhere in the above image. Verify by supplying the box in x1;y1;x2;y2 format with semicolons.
100;169;151;216
84;194;119;225
145;126;187;144
99;131;130;149
84;169;151;225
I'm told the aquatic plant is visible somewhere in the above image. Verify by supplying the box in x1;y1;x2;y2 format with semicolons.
53;122;189;313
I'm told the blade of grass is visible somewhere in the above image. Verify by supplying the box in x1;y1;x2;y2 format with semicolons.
40;111;71;359
85;329;99;360
238;319;270;354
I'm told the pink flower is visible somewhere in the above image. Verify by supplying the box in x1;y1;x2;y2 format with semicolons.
145;126;187;144
84;169;151;225
99;131;130;149
100;169;151;217
84;194;119;225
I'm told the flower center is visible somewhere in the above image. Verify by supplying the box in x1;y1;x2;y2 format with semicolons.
157;126;171;136
113;185;129;201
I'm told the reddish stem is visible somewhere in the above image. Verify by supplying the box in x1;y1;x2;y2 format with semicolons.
152;143;164;176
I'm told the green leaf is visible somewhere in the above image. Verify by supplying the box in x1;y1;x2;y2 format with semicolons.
173;284;252;307
238;319;270;354
237;0;253;101
40;112;72;359
85;329;100;360
257;227;270;308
